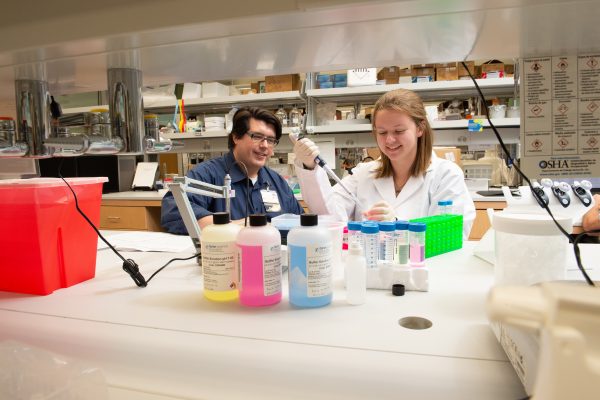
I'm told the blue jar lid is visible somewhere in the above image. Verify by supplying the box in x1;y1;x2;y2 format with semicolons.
438;200;451;206
395;220;409;230
408;222;427;232
378;221;396;231
361;222;379;234
347;221;362;231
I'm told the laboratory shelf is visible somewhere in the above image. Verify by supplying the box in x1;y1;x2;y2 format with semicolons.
306;78;516;103
62;91;303;115
310;118;520;133
145;91;303;114
162;127;294;139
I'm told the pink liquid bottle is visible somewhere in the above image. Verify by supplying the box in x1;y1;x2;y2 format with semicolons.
236;214;282;307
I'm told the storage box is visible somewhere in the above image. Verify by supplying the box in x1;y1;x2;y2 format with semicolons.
434;147;462;167
347;68;377;87
435;63;458;81
377;66;400;84
0;177;107;295
201;82;230;98
410;214;463;258
458;61;475;79
481;61;505;78
265;74;301;93
411;64;435;83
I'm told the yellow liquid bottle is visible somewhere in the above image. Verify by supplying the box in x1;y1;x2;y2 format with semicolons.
201;212;241;302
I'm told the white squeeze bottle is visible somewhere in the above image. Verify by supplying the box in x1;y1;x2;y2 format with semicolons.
345;242;367;305
201;212;242;302
287;213;333;308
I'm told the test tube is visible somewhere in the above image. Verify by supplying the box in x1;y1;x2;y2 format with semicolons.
378;221;396;262
409;222;427;267
437;200;453;215
361;222;379;269
347;221;363;248
395;220;409;266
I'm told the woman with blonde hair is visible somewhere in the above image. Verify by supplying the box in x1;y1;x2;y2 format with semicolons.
293;88;475;238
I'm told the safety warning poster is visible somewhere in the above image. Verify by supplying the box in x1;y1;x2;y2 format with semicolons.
521;55;600;178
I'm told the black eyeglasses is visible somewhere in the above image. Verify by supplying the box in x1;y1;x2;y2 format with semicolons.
247;132;279;147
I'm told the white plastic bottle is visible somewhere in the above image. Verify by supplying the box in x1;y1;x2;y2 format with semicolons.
201;212;242;302
345;242;367;305
287;214;333;308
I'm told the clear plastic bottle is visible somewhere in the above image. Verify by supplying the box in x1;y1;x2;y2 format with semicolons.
394;220;409;266
437;200;453;215
287;214;333;308
275;106;288;127
347;221;363;247
409;222;427;267
378;221;396;262
236;214;282;307
289;105;301;128
345;242;366;305
201;212;242;302
360;222;379;269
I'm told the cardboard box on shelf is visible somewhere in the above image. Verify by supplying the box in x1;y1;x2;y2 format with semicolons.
398;67;412;83
411;64;435;82
458;61;475;79
434;147;462;167
481;61;505;78
377;66;400;84
435;63;458;81
265;74;301;92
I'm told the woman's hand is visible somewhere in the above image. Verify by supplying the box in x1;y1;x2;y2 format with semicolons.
582;194;600;233
363;201;395;222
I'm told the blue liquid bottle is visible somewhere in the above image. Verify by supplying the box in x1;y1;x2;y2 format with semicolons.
287;214;333;308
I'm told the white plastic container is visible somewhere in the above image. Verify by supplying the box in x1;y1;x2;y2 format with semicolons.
492;212;572;286
345;242;366;305
287;214;333;308
200;212;242;302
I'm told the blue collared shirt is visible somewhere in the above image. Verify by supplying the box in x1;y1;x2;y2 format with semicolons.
161;151;304;234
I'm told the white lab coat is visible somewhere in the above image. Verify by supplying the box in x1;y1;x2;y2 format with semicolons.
295;153;476;238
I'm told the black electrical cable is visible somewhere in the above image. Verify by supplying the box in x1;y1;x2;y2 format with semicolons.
56;158;200;287
231;159;251;227
461;61;595;287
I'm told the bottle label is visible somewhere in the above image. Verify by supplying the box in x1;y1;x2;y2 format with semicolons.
239;243;282;296
202;241;238;291
289;244;332;297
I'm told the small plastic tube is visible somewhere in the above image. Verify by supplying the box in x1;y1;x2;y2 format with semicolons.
409;222;427;267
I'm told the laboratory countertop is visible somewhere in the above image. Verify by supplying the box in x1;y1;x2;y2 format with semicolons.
0;239;531;400
102;190;167;201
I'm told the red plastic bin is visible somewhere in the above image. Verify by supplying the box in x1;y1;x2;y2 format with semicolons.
0;177;107;295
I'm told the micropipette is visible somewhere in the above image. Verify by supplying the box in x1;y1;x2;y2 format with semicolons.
289;130;367;211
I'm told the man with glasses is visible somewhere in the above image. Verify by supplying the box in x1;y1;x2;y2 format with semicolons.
161;107;303;233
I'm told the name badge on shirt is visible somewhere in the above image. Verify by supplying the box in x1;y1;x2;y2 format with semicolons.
260;188;281;212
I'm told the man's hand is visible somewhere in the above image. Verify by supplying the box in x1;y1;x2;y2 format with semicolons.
293;138;320;170
363;201;396;222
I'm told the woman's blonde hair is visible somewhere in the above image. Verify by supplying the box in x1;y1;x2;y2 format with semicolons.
371;89;433;178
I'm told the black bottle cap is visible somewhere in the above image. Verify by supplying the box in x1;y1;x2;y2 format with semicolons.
392;284;405;296
249;214;267;226
300;213;318;226
212;212;230;225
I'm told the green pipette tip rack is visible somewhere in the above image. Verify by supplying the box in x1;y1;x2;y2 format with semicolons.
409;214;463;258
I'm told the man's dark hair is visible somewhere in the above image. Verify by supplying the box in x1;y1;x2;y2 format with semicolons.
227;107;282;149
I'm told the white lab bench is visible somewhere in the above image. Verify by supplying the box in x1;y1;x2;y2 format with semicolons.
0;240;529;399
